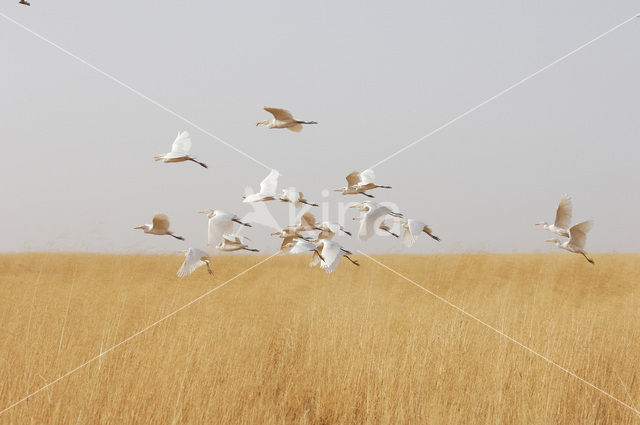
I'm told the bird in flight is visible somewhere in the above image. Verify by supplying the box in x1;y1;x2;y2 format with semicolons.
335;169;392;198
256;107;317;132
279;188;319;207
177;248;213;277
243;169;280;203
199;209;251;248
134;213;184;240
397;218;440;247
350;202;403;240
545;220;595;264
536;195;572;237
216;234;259;252
154;131;207;168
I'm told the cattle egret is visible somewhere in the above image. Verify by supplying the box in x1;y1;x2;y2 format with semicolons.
217;234;259;252
545;220;594;264
177;248;213;277
134;213;184;240
335;169;391;198
283;238;325;261
536;195;572;237
199;209;251;247
397;218;440;247
279;189;318;207
350;202;403;240
154;131;207;168
314;240;359;273
270;227;312;253
256;107;317;132
243;169;280;203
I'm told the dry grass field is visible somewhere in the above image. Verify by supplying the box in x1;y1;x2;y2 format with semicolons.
0;253;639;424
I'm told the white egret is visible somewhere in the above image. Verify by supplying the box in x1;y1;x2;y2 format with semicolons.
270;227;311;253
243;169;280;203
334;169;392;198
256;107;317;132
282;238;325;261
350;202;403;240
536;195;572;237
279;189;318;207
314;240;359;273
217;234;259;252
134;213;184;240
545;220;594;264
397;218;440;247
153;131;207;168
198;209;251;247
177;248;213;277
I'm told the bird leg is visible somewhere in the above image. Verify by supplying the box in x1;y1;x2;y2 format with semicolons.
313;249;325;262
205;262;214;276
426;232;441;242
232;218;252;227
301;200;319;207
385;229;399;238
361;192;375;198
344;255;360;267
389;212;403;218
242;247;260;252
377;185;392;189
189;158;208;169
341;229;353;236
170;234;185;241
581;252;595;265
296;121;318;124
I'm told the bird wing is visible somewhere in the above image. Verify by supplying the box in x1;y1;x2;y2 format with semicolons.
177;248;207;277
554;195;573;229
208;214;232;246
320;240;343;273
301;212;317;228
152;213;170;232
282;188;299;202
170;131;192;155
345;171;361;187
568;220;593;250
289;239;318;255
407;219;425;237
359;169;376;185
264;107;294;121
260;169;280;195
287;124;303;133
401;219;423;248
324;222;341;233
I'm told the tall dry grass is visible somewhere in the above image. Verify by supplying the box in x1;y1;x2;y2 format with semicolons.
0;253;639;424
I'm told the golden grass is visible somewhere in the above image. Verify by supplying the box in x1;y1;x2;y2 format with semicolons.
0;253;639;424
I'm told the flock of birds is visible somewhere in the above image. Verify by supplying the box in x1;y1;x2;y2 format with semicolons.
133;107;596;278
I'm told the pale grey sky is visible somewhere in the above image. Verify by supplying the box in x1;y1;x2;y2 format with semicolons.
1;0;639;254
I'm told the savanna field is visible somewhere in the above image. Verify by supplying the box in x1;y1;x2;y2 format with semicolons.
0;253;639;424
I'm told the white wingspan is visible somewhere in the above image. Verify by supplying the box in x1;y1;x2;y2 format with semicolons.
243;169;280;203
177;248;212;278
402;219;424;247
169;131;192;157
288;239;319;255
359;169;376;185
545;220;595;264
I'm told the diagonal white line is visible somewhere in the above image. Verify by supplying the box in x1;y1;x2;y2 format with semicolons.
368;13;640;170
0;253;279;417
0;12;272;171
358;251;640;418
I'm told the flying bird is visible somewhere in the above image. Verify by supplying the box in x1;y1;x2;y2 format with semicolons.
216;234;259;252
335;169;391;198
282;238;325;261
545;220;595;264
536;195;572;237
177;248;213;277
313;240;359;273
256;107;317;132
134;213;184;240
350;202;403;240
154;131;207;169
243;169;280;203
397;218;440;247
270;227;312;253
199;209;251;247
279;189;319;207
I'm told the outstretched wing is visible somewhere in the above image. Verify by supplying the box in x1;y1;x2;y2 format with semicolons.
260;169;280;195
359;169;375;185
401;219;423;248
345;171;361;187
287;124;303;133
289;239;318;255
177;248;208;277
264;107;294;121
152;213;170;232
208;214;232;246
300;212;317;228
320;240;344;274
170;131;192;155
554;195;573;229
569;220;593;250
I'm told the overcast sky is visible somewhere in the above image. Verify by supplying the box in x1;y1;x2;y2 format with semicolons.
1;0;639;254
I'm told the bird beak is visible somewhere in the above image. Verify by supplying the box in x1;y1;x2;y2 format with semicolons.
133;226;143;229
544;239;554;243
270;232;279;236
534;222;544;226
198;210;209;214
